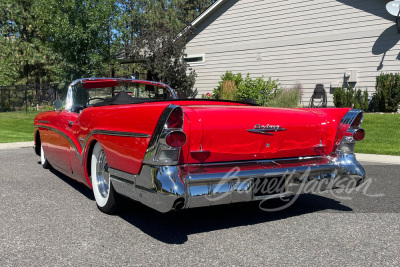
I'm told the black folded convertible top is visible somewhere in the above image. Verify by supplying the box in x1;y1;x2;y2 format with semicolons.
90;91;259;107
91;91;146;106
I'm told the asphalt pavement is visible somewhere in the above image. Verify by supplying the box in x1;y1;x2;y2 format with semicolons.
1;147;399;266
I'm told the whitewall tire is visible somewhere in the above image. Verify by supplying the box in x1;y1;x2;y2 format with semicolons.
91;142;119;214
40;144;50;169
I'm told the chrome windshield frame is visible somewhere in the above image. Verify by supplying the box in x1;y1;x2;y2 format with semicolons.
65;77;179;111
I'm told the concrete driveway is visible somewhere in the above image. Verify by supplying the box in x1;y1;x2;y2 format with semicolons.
1;145;399;266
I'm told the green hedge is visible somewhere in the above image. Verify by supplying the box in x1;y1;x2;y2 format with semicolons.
333;86;369;111
374;73;400;112
211;71;280;106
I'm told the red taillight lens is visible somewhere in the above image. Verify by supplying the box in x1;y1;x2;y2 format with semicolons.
314;146;326;156
353;129;365;141
351;113;363;128
191;150;211;162
166;131;187;147
166;108;183;129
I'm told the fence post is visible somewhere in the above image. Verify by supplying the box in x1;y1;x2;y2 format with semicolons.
135;71;139;98
25;87;28;114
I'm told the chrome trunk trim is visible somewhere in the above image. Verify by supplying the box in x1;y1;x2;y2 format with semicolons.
183;156;321;168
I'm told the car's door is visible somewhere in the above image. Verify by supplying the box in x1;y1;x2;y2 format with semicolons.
43;110;75;174
65;110;87;183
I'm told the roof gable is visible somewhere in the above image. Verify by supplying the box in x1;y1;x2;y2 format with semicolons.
190;0;228;28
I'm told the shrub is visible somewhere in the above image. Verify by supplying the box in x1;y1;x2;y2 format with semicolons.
220;80;237;101
236;74;280;106
374;73;400;112
0;101;12;112
334;86;369;111
201;92;213;99
354;89;369;112
334;86;354;108
333;87;346;107
345;86;354;107
353;89;362;110
268;83;303;108
362;90;369;111
213;71;280;106
212;71;243;100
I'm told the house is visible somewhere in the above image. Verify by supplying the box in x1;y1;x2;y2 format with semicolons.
185;0;400;106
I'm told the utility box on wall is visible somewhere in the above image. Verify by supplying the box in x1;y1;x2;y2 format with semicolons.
330;81;342;94
345;69;358;83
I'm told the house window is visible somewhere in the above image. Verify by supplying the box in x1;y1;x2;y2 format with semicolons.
185;54;205;66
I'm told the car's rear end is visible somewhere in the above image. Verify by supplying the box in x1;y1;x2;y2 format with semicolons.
110;103;366;212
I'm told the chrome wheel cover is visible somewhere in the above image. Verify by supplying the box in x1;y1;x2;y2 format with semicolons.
95;150;110;199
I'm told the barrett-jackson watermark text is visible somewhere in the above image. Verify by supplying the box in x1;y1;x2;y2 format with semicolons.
204;166;384;212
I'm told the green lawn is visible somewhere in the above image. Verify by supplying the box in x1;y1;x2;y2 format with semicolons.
0;111;399;155
0;111;41;143
355;113;400;156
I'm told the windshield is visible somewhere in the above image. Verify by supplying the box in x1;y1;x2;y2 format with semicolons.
65;80;174;112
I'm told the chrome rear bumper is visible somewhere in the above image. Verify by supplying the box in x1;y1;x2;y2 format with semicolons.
110;153;365;213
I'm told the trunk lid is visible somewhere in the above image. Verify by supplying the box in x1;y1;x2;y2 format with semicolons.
183;105;347;164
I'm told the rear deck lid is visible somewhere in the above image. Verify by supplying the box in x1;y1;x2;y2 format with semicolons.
183;105;336;163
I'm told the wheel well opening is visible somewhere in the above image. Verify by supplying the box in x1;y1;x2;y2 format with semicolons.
86;140;97;182
35;130;41;156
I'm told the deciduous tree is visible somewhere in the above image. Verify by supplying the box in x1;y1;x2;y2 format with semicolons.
42;0;118;80
121;0;216;97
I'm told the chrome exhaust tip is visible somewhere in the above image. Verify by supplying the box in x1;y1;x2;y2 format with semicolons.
172;198;185;211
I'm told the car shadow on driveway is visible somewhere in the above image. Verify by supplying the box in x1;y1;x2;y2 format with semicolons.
45;163;352;245
46;164;95;201
117;194;351;244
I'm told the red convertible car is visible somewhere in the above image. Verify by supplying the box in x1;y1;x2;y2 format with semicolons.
34;78;366;214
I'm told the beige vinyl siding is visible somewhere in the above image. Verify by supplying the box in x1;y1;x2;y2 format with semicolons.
186;0;398;106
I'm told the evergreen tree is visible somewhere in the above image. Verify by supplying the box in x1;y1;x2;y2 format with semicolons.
174;0;217;26
0;0;62;85
0;0;216;87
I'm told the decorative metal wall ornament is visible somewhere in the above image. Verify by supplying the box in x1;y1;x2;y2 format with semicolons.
386;1;400;33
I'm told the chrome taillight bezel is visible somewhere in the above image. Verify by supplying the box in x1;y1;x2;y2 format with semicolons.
143;105;185;165
333;109;365;154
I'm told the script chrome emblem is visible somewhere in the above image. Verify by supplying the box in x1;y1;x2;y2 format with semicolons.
247;124;287;136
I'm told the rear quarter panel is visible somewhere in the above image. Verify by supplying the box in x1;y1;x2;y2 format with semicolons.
34;111;73;172
78;103;172;176
302;108;352;154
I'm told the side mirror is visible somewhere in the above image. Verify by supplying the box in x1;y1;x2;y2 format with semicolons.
54;99;63;110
